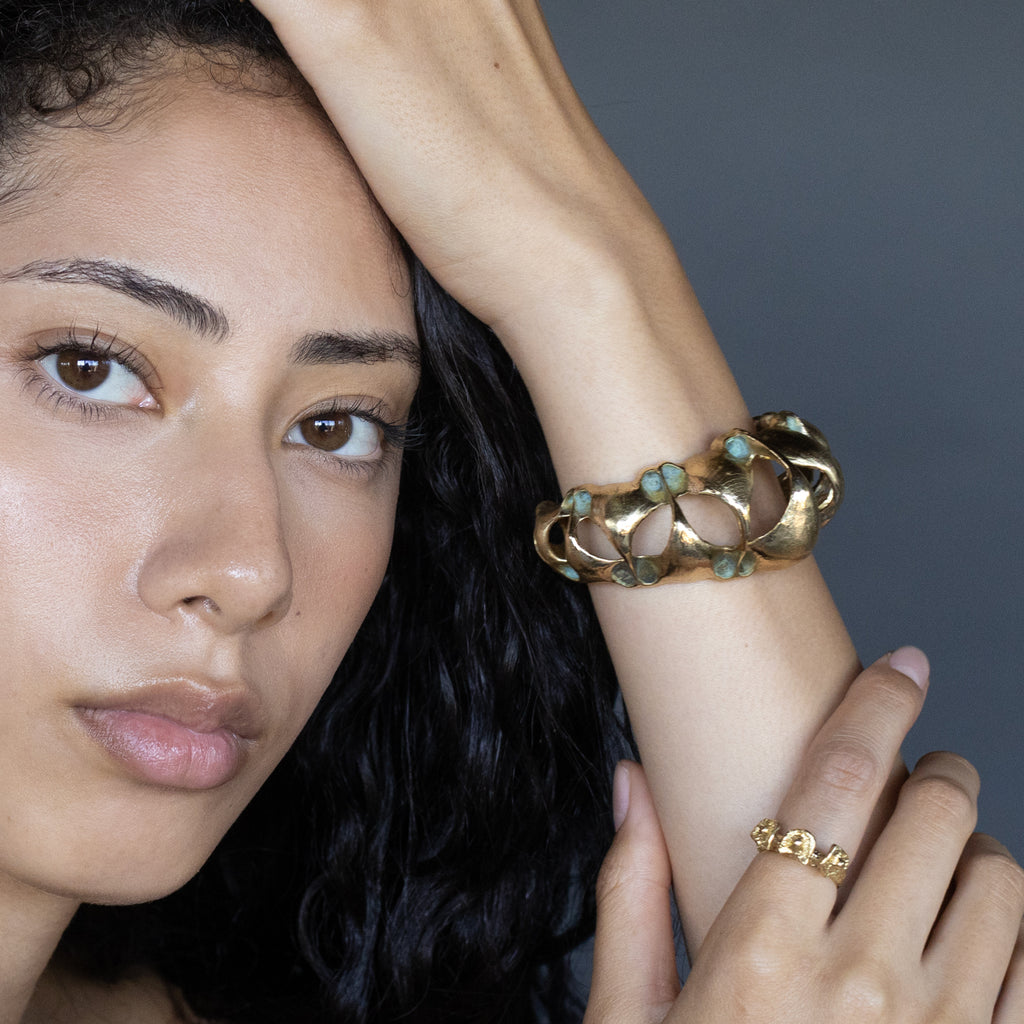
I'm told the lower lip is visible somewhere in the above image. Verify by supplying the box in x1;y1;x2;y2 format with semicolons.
77;709;245;790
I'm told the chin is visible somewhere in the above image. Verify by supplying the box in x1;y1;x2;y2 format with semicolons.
86;816;244;905
2;804;239;908
33;842;217;906
79;870;206;907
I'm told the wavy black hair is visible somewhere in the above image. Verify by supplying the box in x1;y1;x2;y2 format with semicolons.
0;1;625;1021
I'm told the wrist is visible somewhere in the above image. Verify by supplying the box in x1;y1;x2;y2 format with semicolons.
489;214;685;354
495;255;750;485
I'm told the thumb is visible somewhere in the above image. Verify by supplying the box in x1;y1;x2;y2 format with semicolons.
584;761;681;1024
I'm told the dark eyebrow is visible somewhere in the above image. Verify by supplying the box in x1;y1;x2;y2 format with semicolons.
291;330;420;370
3;257;420;368
2;257;230;342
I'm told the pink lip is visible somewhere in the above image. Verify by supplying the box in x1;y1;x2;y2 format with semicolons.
75;680;263;791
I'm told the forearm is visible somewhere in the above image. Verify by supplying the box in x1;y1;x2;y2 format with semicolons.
600;565;857;945
500;245;860;947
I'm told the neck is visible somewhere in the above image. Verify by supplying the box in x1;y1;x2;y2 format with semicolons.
0;871;77;1024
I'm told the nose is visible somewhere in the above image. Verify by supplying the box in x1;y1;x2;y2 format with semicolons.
137;441;294;634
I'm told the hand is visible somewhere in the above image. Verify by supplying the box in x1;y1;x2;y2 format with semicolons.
248;0;675;344
586;650;1024;1023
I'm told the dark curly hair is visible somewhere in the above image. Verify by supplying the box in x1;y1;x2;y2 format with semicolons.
0;1;625;1021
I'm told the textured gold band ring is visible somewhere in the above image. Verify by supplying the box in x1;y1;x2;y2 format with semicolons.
750;818;851;886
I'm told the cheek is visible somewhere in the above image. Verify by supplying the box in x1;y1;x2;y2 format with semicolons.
0;437;143;673
262;475;399;735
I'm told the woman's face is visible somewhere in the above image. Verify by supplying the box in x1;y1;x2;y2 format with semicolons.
0;71;418;903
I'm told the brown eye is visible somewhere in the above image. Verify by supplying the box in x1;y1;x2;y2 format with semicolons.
286;410;381;462
300;414;353;451
56;349;112;391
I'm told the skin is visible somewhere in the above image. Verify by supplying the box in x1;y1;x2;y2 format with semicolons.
0;72;418;1022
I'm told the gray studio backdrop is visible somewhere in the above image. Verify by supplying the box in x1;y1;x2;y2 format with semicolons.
541;0;1024;990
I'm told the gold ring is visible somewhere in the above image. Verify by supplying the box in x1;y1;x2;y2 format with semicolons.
750;818;851;886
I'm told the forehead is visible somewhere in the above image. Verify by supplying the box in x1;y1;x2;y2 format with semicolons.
0;72;414;338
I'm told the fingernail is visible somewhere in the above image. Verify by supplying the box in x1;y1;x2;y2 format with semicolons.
612;761;631;831
887;645;930;691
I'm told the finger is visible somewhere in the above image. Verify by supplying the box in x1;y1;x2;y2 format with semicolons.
838;750;979;955
743;647;928;920
585;761;680;1024
994;918;1024;1024
926;833;1024;1020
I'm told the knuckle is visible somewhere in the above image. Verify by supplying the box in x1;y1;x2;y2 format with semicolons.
861;664;923;713
594;848;631;908
594;843;661;913
908;774;977;825
806;735;886;801
930;987;989;1024
830;959;897;1023
726;920;788;981
852;662;923;719
905;756;979;825
915;750;981;793
927;1004;967;1024
964;839;1024;911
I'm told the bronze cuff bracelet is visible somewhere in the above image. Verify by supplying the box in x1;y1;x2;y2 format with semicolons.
533;412;842;587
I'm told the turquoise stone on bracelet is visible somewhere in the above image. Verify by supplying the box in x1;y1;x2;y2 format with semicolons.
560;565;581;582
712;552;738;579
611;563;638;587
723;434;752;461
640;470;667;502
660;462;687;495
572;489;592;516
635;557;660;586
785;414;801;433
738;551;758;577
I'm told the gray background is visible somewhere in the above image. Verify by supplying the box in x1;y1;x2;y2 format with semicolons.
540;0;1023;972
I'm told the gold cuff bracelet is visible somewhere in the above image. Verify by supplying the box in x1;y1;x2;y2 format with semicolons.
533;412;842;587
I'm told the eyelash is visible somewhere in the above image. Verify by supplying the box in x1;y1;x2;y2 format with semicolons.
19;329;414;474
21;329;153;423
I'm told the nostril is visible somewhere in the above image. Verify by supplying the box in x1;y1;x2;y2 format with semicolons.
181;596;221;616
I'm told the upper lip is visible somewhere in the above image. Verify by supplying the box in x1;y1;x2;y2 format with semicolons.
77;676;266;741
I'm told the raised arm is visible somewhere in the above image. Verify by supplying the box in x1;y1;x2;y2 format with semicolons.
252;0;878;947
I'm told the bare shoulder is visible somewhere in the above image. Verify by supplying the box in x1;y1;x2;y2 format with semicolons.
27;965;211;1024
